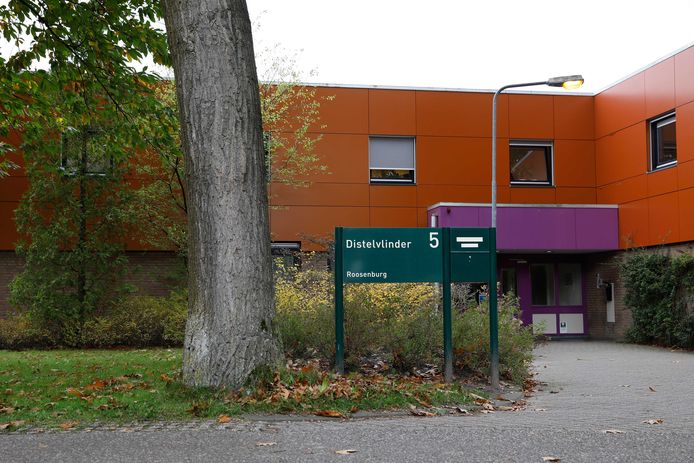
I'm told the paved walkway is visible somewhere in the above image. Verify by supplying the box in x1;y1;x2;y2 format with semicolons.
2;341;694;462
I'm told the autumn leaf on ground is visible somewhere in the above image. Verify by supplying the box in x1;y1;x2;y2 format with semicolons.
648;386;656;392
335;449;357;455
542;457;561;462
409;405;435;417
160;374;173;383
315;410;345;418
84;379;107;391
642;419;664;425
603;429;625;434
0;420;24;430
255;442;277;447
217;414;232;424
0;406;15;414
66;388;83;398
59;420;79;430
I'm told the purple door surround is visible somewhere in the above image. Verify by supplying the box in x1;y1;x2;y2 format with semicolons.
428;202;619;252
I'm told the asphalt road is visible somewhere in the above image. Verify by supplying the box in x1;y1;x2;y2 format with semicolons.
2;341;693;463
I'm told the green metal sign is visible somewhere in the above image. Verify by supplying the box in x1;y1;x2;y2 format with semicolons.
342;228;443;283
335;226;499;385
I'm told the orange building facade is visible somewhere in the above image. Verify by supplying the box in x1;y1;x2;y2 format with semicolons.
2;44;694;338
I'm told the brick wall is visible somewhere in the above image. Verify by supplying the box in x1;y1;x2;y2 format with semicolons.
0;251;185;316
584;243;694;340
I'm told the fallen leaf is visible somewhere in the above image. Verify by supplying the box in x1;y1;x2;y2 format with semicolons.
603;429;625;434
496;405;515;411
0;420;24;430
642;419;664;425
315;410;345;418
481;402;495;411
469;393;486;402
534;408;547;412
620;385;631;388
160;374;173;383
66;388;83;398
59;420;79;430
349;406;358;414
4;389;13;395
84;379;107;391
255;442;277;447
648;386;656;392
455;407;470;415
543;457;561;462
335;449;357;455
0;407;15;414
217;414;232;424
409;405;435;417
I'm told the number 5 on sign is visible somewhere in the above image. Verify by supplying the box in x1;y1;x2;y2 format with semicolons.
429;232;440;248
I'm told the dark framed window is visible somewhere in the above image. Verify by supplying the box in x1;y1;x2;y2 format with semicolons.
60;126;112;176
530;263;555;306
509;142;553;185
369;136;415;184
650;112;676;170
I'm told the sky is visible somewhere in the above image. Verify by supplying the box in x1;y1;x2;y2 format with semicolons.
247;0;694;94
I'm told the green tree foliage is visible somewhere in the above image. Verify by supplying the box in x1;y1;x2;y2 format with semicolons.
621;251;694;347
0;0;173;336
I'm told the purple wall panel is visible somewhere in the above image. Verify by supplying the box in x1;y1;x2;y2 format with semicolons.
428;204;618;252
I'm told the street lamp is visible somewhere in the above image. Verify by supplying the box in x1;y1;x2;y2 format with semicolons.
488;75;584;390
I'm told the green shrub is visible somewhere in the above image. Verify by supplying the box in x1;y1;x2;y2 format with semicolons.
80;290;187;347
453;292;535;384
0;312;58;349
622;251;694;347
274;267;535;383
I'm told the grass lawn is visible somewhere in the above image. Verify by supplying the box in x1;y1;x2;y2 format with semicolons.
0;349;475;430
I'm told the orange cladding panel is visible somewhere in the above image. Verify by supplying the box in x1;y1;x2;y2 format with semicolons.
594;73;645;139
270;206;370;251
417;207;429;227
677;100;694;163
0;176;28;202
311;87;368;134
647;167;678;197
509;187;556;204
675;45;694;106
619;199;649;248
678;187;694;241
595;124;647;186
0;202;19;250
508;94;553;139
369;207;418;227
555;187;596;204
270;183;369;207
648;192;680;245
289;134;367;184
416;185;491;207
554;96;594;140
596;175;647;205
368;89;416;135
416;91;508;138
644;57;675;118
554;140;595;187
369;185;417;207
678;159;694;190
416;137;491;186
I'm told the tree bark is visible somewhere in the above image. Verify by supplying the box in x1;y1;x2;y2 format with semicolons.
161;0;281;387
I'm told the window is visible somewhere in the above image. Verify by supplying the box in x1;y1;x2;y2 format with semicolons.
558;263;582;306
530;264;554;306
369;136;415;183
509;142;553;185
650;112;676;170
501;268;517;295
60;126;112;176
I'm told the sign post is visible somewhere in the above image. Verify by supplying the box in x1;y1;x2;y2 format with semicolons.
335;227;497;385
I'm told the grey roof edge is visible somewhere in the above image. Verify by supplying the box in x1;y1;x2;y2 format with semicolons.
427;202;619;211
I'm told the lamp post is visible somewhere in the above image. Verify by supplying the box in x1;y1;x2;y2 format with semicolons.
489;75;584;390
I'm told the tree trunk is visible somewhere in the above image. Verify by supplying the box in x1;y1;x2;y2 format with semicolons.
161;0;281;388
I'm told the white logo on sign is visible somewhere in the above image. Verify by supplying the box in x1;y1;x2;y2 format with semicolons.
456;237;483;249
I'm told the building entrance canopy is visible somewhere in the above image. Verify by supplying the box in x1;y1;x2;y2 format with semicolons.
428;203;619;253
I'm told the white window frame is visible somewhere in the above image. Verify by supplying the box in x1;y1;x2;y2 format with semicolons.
509;141;554;186
368;136;416;184
649;112;677;171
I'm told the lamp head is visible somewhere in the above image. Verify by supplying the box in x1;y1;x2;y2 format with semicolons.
546;75;584;89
